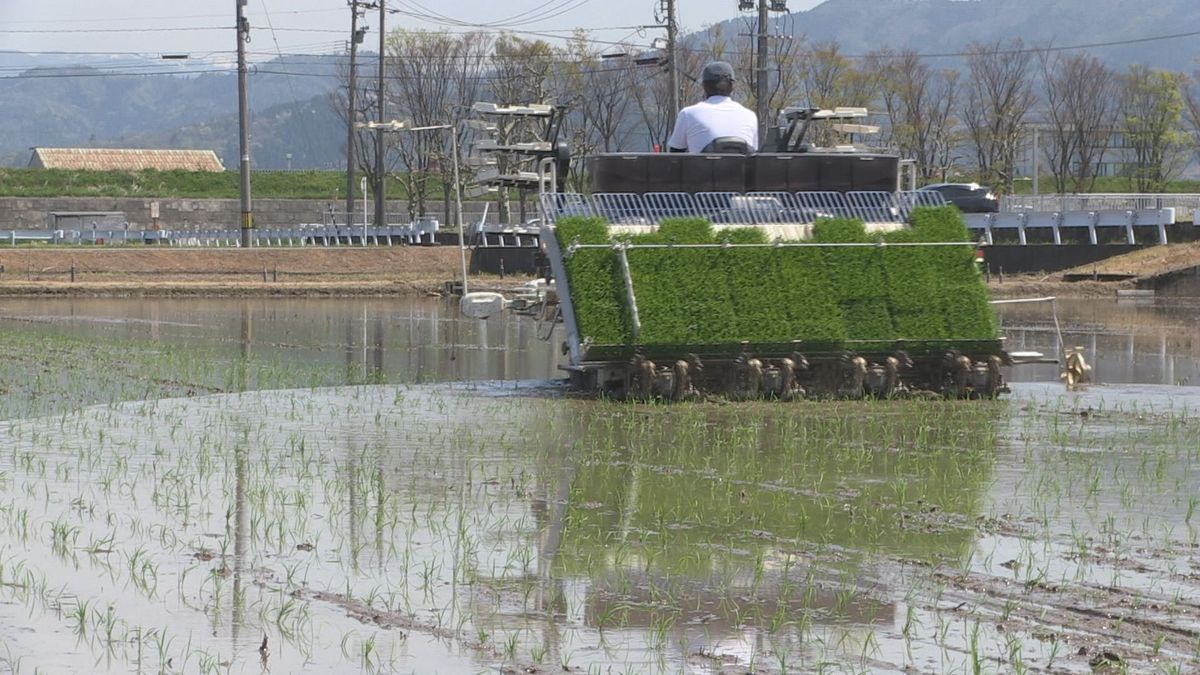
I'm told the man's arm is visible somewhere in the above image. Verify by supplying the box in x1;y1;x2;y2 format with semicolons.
666;110;689;153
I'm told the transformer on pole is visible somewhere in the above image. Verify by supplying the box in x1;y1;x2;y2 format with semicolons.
742;0;788;144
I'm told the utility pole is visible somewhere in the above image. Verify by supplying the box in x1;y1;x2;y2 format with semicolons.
345;1;365;226
374;0;386;228
756;0;770;144
663;0;679;119
236;0;253;248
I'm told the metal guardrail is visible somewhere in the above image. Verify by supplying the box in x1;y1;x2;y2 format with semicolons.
168;223;440;247
1003;193;1200;217
964;209;1175;245
3;223;442;247
539;190;948;225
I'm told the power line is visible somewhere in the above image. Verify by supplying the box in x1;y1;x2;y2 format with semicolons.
0;8;344;25
861;29;1200;59
6;24;1197;68
392;0;595;29
257;0;319;160
0;26;230;34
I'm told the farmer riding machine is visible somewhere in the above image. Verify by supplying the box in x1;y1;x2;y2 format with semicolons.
468;106;1011;400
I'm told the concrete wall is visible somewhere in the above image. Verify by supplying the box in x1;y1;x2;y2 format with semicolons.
0;197;504;230
982;244;1150;275
1140;266;1200;297
0;197;336;230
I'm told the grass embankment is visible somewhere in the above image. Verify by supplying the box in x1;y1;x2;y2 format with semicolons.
6;168;1200;200
0;168;425;200
557;206;997;350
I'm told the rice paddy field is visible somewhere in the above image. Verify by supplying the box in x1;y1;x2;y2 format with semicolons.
0;297;1199;674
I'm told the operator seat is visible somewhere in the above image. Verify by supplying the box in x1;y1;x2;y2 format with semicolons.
701;136;753;154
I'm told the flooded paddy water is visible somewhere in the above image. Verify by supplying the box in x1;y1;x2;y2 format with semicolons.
0;297;1198;674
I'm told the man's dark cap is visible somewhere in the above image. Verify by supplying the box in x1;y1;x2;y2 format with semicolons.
701;61;736;83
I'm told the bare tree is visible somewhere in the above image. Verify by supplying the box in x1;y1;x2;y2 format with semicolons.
875;50;960;181
1038;50;1118;193
553;34;647;189
388;30;458;220
630;62;676;151
384;30;491;224
489;35;556;224
391;31;494;223
799;41;851;108
783;41;879;147
560;35;637;151
329;51;401;214
1120;65;1188;192
961;39;1037;192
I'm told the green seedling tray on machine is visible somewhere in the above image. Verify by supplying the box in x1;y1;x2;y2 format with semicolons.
544;208;1005;398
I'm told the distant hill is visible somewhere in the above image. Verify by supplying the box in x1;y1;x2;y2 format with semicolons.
708;0;1200;72
5;0;1198;171
0;54;344;168
112;93;346;172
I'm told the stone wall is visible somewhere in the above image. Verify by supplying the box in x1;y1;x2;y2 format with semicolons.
0;197;333;230
0;197;504;230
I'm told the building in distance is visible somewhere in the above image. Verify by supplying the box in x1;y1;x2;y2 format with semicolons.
28;148;224;172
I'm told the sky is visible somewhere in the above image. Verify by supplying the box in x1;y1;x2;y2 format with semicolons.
0;0;824;60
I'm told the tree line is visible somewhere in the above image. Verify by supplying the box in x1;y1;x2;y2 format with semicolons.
332;28;1200;222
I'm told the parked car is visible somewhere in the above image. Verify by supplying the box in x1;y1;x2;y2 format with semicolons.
917;183;999;213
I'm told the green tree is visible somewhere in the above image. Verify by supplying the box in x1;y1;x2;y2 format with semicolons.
1121;65;1188;192
1185;74;1200;165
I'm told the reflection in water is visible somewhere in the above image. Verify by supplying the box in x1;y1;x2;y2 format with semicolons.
462;398;1001;671
231;434;248;643
3;384;1002;672
3;297;1200;672
0;297;562;391
2;297;1197;402
998;298;1200;386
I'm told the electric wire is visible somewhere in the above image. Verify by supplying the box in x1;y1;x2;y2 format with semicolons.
3;18;1197;71
257;0;320;160
392;0;594;29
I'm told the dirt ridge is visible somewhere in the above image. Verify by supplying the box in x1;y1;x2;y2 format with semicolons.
0;247;500;296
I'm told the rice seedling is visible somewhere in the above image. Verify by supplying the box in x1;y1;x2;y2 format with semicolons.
0;297;1196;673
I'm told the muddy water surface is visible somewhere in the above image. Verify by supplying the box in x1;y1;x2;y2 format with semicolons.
997;296;1200;386
0;298;1198;674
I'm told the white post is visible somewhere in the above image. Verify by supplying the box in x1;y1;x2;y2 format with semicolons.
360;176;368;241
1032;126;1040;196
452;130;468;296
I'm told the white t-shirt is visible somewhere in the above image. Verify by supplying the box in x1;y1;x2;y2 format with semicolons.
667;96;759;153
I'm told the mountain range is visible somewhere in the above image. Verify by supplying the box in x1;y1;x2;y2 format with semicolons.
2;0;1197;170
748;0;1200;72
0;54;342;168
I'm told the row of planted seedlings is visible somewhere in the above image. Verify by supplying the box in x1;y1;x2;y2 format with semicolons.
553;206;1003;400
889;393;1200;673
0;387;518;674
1;381;700;673
0;364;1047;674
10;341;1198;671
